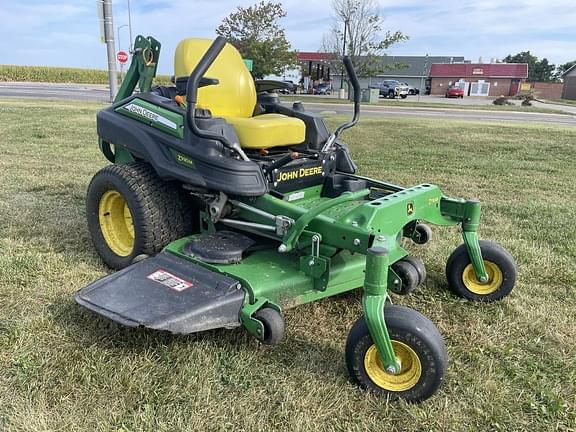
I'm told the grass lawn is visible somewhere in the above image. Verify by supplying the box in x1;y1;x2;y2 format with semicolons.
546;98;576;107
281;94;571;115
1;99;575;431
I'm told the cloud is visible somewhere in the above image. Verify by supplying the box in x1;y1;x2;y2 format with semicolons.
380;0;576;63
0;0;574;71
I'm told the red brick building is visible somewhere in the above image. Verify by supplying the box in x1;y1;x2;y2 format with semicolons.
429;63;528;97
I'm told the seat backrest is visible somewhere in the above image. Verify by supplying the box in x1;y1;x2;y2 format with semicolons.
174;38;256;118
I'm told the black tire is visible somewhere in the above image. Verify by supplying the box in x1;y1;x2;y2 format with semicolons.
255;307;285;345
388;90;396;99
413;223;432;245
445;240;517;301
391;259;420;295
402;256;427;286
400;94;408;99
345;305;447;402
86;162;196;270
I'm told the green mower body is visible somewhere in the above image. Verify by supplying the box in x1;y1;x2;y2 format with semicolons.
76;35;517;402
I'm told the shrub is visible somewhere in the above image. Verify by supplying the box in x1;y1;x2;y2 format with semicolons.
493;95;514;106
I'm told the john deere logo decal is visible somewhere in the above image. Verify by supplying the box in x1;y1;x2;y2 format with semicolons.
277;166;323;183
407;202;414;215
124;103;177;130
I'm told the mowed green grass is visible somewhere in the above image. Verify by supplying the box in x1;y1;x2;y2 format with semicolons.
281;94;571;115
0;99;575;431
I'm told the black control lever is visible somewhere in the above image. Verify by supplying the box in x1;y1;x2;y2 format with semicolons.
321;56;361;152
185;37;249;161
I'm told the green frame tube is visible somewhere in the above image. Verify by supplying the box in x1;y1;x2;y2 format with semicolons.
362;247;400;372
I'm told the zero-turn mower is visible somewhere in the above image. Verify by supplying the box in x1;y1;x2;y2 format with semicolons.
76;35;518;402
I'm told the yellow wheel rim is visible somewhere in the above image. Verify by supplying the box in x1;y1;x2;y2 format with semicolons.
98;190;135;257
462;261;503;295
364;341;422;392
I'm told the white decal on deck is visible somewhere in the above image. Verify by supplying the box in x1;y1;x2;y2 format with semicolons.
147;269;193;291
287;191;305;202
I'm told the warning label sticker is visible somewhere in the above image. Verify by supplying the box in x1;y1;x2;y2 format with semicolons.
147;269;193;292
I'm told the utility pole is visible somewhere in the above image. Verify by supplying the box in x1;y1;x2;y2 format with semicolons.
117;24;129;79
127;0;134;53
101;0;118;102
418;54;429;103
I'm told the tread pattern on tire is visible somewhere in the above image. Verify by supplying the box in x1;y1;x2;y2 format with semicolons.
345;305;447;402
87;162;196;269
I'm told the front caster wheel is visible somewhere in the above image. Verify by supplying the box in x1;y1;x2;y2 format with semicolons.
446;240;517;301
255;307;285;345
345;305;447;402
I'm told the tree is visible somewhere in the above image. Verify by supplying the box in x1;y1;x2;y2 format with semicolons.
555;60;576;80
322;0;408;79
503;51;556;82
216;1;297;79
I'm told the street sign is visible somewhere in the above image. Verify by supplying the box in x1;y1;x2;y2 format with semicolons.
243;59;253;72
117;51;129;64
97;0;105;43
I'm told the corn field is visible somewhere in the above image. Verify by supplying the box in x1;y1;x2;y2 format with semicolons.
0;65;171;85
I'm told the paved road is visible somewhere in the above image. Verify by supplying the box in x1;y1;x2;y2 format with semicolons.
1;82;575;126
0;82;110;102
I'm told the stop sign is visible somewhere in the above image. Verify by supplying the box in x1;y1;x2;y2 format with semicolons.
117;51;129;64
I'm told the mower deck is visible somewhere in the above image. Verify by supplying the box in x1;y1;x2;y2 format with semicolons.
76;252;244;334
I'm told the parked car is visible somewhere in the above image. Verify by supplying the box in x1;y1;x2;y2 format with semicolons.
277;80;297;94
369;80;409;98
314;83;332;95
445;85;465;98
405;84;420;95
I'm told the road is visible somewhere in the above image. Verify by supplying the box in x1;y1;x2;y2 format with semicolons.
0;82;110;102
1;82;575;126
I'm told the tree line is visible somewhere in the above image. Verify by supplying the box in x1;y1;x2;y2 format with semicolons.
503;52;575;82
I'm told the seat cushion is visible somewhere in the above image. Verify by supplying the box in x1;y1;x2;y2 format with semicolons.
225;114;306;149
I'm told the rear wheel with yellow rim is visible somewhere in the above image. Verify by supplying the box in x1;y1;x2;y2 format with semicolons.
446;240;517;301
345;305;447;402
86;162;196;270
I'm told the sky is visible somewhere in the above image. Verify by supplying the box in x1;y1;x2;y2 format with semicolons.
0;0;575;74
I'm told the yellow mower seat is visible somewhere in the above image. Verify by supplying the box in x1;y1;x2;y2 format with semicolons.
174;38;305;149
225;114;305;149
